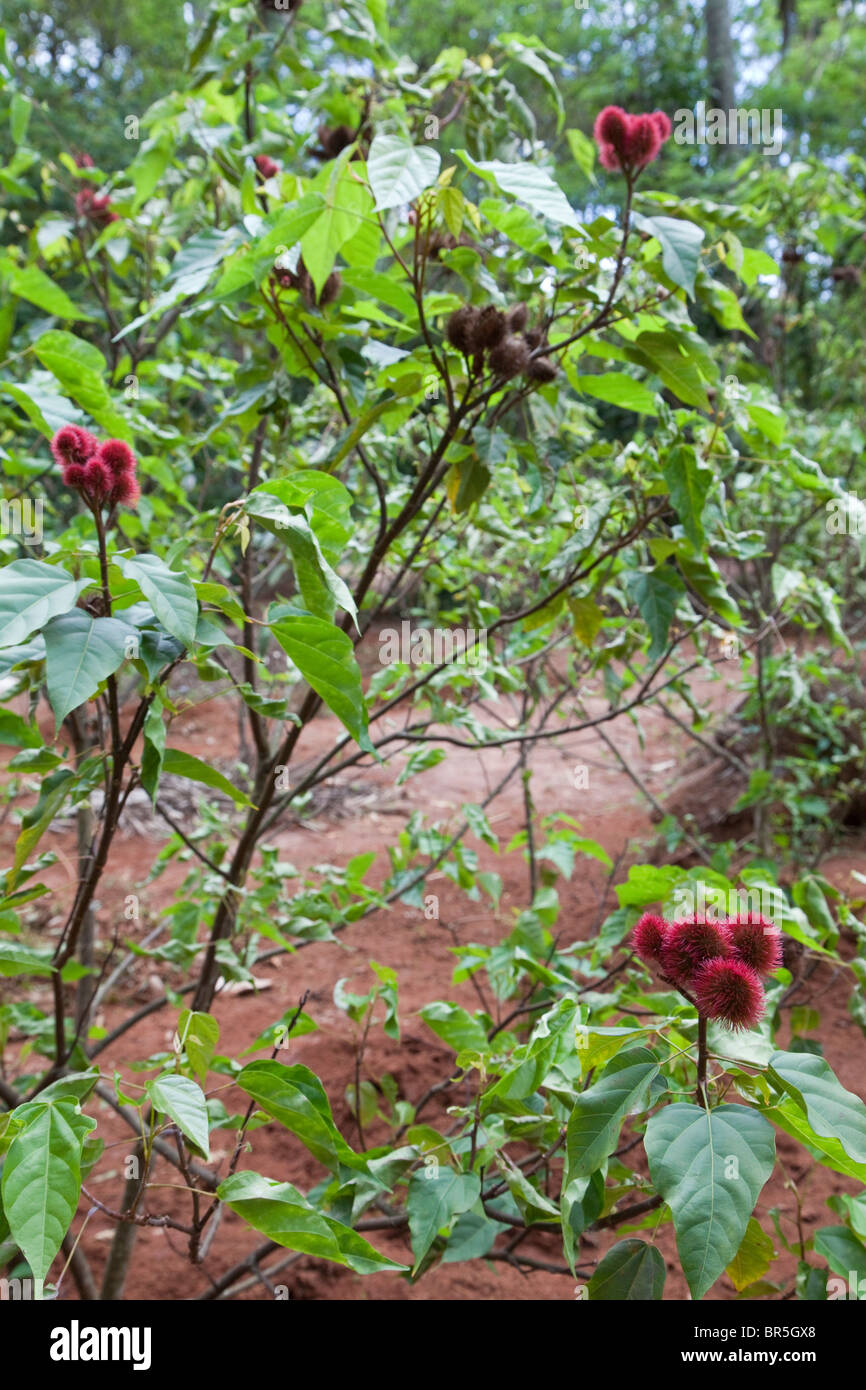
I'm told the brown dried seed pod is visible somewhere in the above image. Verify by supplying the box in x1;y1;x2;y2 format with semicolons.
316;124;356;161
488;334;531;379
318;270;342;305
446;305;479;354
523;327;544;349
506;302;528;333
526;356;557;383
471;305;507;352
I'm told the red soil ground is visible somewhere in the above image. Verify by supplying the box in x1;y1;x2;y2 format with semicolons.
3;652;864;1301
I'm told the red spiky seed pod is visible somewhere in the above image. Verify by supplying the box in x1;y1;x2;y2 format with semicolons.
94;439;136;478
693;957;765;1030
632;912;669;964
254;154;280;179
51;426;99;470
727;914;784;976
82;457;112;503
660;916;732;984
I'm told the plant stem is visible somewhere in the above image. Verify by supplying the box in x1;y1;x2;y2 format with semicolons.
696;1014;708;1107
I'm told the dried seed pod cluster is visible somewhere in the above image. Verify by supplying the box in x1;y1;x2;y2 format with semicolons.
270;256;341;308
445;302;558;383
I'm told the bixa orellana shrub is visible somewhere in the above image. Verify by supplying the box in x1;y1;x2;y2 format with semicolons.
0;0;864;1310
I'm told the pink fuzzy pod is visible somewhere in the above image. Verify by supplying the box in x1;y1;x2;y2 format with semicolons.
660;916;732;984
109;473;141;509
51;426;99;470
95;439;137;479
623;114;663;170
693;956;765;1030
81;458;113;503
255;154;280;179
727;914;784;976
632;912;670;964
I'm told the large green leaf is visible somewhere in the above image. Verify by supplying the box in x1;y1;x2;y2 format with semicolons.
147;1074;210;1159
813;1226;866;1284
1;1100;95;1284
367;135;441;212
406;1167;481;1270
576;371;658;415
8;765;79;893
632;213;705;298
119;554;198;647
236;1061;358;1172
0;559;89;648
458;151;579;228
271;615;371;749
625;566;685;661
161;748;254;808
0;941;56;977
630;332;711;409
176;1010;219;1086
218;1171;406;1273
768;1051;866;1165
300;160;375;297
32;330;131;440
8;263;94;321
243;501;356;624
769;1097;866;1184
566;1047;659;1178
644;1103;776;1300
43;610;132;726
725;1216;775;1292
661;443;712;550
586;1238;666;1300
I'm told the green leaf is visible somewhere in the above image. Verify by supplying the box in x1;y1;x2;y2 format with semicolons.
218;1170;407;1272
633;213;704;298
367;135;441;212
271;615;370;750
769;1097;866;1184
625;566;684;661
644;1103;776;1300
1;1100;95;1283
420;1001;490;1054
586;1238;666;1300
43;610;132;727
565;127;597;183
8;264;94;321
661;444;712;550
407;1167;481;1270
176;1011;219;1086
458;151;578;228
0;941;55;977
768;1051;866;1165
33;330;131;440
147;1074;210;1159
8;767;76;891
243;502;356;624
141;700;165;802
119;554;198;647
813;1226;866;1284
726;1216;775;1292
0;710;44;749
576;372;658;415
161;749;255;809
236;1061;358;1172
566;1047;658;1179
300;162;375;297
10;92;31;144
631;331;711;409
0;559;89;648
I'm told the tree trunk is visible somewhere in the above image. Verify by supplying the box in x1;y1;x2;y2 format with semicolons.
706;0;736;114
